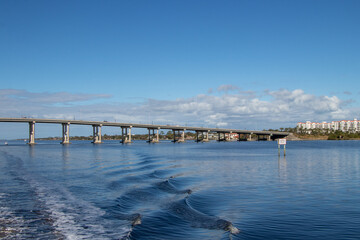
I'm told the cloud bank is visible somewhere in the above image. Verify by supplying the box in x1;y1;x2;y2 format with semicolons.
0;88;353;130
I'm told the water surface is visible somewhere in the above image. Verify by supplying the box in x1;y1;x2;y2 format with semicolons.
1;140;360;239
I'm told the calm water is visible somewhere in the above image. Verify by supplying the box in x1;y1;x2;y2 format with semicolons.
1;140;360;239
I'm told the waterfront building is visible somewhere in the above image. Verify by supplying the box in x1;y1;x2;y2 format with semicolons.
297;119;360;133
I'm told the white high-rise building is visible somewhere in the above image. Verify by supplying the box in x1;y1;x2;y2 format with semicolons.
297;118;360;133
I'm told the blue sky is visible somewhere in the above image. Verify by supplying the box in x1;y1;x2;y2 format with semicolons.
1;0;360;138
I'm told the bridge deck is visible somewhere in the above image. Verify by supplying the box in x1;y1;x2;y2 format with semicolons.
0;117;288;136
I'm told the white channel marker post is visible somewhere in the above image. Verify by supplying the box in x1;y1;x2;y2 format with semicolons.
278;138;287;156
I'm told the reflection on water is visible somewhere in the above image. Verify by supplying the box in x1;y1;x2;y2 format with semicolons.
1;140;360;239
278;156;287;183
61;145;70;171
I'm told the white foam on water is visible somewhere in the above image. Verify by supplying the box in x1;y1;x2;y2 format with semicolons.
3;152;131;240
24;176;131;240
0;193;27;239
1;151;133;239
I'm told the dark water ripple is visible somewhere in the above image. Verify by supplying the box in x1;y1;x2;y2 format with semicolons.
1;140;360;239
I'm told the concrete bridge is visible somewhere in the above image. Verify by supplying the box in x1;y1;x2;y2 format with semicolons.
0;118;288;144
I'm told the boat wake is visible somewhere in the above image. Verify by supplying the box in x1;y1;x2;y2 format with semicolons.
168;198;240;234
1;151;132;240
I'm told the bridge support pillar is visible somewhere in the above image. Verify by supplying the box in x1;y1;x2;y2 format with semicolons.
148;129;152;143
203;131;209;142
173;129;185;143
217;132;226;141
92;124;102;144
61;123;70;144
156;128;160;142
148;128;159;143
268;134;272;141
181;129;186;142
121;126;132;144
196;131;209;142
28;121;35;145
196;131;200;142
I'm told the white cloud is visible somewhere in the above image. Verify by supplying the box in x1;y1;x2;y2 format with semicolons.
0;88;354;129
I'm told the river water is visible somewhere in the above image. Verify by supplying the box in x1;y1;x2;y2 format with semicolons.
1;140;360;239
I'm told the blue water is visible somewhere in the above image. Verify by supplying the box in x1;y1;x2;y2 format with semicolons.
1;140;360;239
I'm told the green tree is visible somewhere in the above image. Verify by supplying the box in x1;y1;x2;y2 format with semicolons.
166;131;174;140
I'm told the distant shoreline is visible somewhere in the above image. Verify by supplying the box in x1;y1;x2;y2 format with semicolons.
287;133;360;141
8;132;360;142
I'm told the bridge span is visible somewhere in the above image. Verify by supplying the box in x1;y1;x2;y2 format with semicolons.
0;118;288;144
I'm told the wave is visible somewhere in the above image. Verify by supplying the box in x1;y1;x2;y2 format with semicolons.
168;198;240;234
0;193;27;239
1;151;131;240
155;179;192;195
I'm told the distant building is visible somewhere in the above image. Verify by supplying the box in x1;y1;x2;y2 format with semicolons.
297;119;360;133
226;133;239;140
